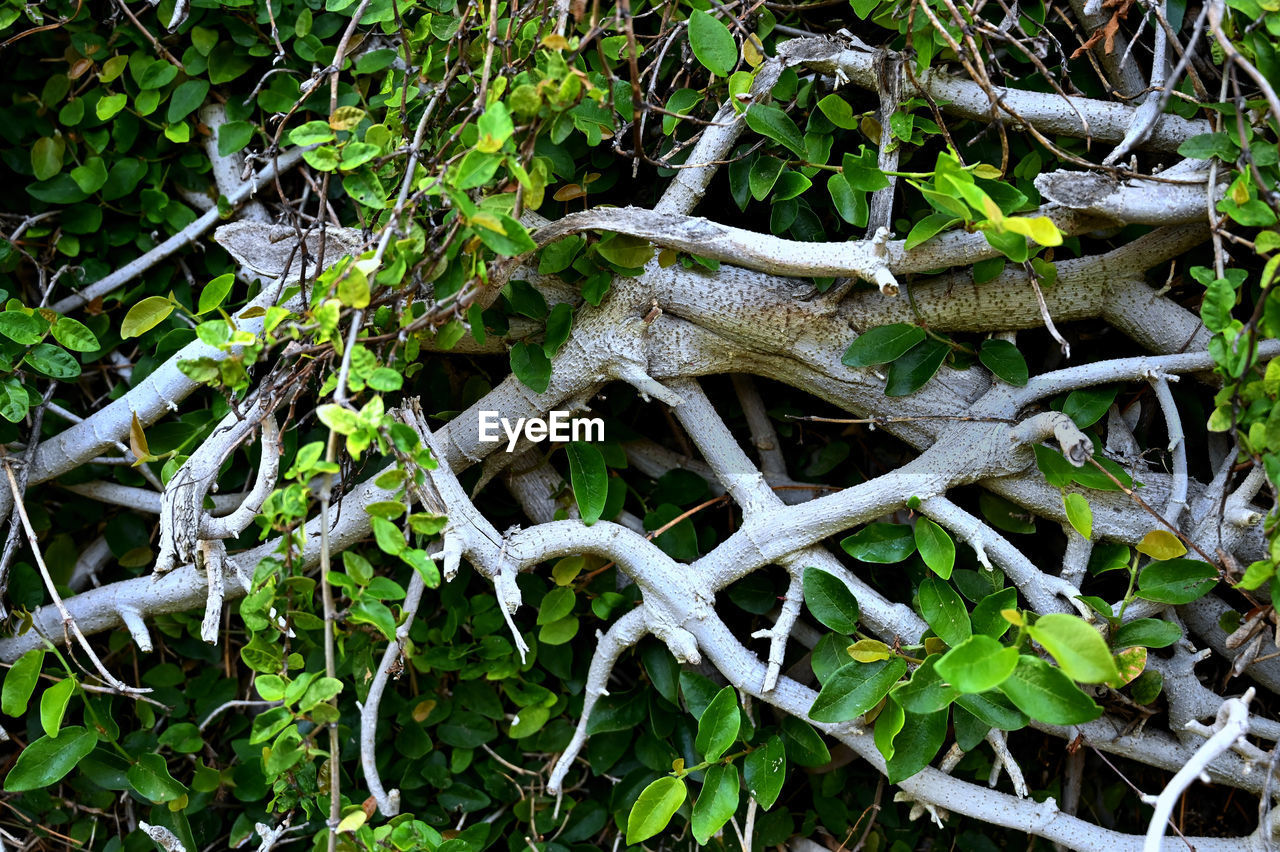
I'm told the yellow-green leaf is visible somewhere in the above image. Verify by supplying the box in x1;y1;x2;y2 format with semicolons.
1063;493;1092;539
1136;529;1187;560
121;296;174;339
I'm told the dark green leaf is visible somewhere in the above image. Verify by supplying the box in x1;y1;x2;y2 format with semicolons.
810;658;907;723
885;338;949;397
842;324;927;368
127;753;188;803
745;104;807;158
743;735;785;808
979;338;1029;386
802;567;861;633
510;342;551;394
914;517;955;578
167;79;209;123
917;577;971;648
691;764;739;844
999;655;1102;724
4;727;97;791
566;441;607;525
886;708;946;783
1113;619;1182;650
696;686;741;761
840;523;916;564
1137;559;1218;604
892;655;958;713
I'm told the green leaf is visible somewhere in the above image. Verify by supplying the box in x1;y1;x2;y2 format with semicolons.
626;776;687;845
999;655;1102;724
537;587;575;624
350;599;397;641
289;120;335;146
873;696;905;762
914;517;955;578
687;10;737;77
780;716;830;766
510;342;551;393
198;273;235;315
370;515;405;556
24;344;80;380
691;764;739;844
979;338;1028;386
743;735;785;808
50;317;99;352
892;655;958;713
696;686;741;761
1062;386;1117;429
476;214;537;257
1137;559;1218;604
842;324;926;368
40;677;76;738
343;169;387;209
971;587;1017;638
1063;493;1092;539
916;577;971;648
934;634;1019;693
31;136;63;181
336;266;370;308
827;172;866;227
745;104;807;159
4;727;97;791
566;441;608;525
840;523;916;563
809;658;907;723
121;296;174;339
955;690;1027;730
595;233;652;268
2;649;44;716
127;753;188;803
817;94;859;129
0;378;29;423
1178;132;1236;160
95;93;127;121
905;213;960;250
0;312;45;345
1027;614;1118;683
885;338;949;397
749;156;786;202
1113;619;1182;650
886;708;947;783
167;79;209;123
802;567;861;633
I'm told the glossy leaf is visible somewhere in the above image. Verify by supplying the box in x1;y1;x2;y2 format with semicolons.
1028;614;1119;683
999;655;1102;724
935;634;1019;693
2;649;44;716
979;338;1029;385
1063;493;1092;539
743;735;786;808
40;677;76;738
1113;618;1182;650
810;658;907;723
916;577;971;648
1137;559;1217;604
840;523;916;563
691;763;739;844
745;104;807;159
566;441;607;525
842;323;927;368
4;727;97;791
696;686;740;761
626;776;687;845
885;338;949;397
914;516;955;578
802;567;861;634
886;708;947;783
